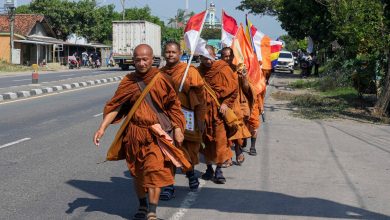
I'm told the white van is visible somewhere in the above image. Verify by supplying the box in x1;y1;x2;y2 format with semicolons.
274;51;295;74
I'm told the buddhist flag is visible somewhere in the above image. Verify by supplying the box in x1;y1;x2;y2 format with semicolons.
221;10;238;47
232;25;265;94
270;40;283;68
184;11;208;54
248;22;283;70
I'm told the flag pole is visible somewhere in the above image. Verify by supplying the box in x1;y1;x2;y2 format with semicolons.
179;9;209;92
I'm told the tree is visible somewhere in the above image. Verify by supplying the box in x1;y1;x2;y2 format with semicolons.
201;28;221;40
168;9;194;28
237;0;336;48
278;35;307;52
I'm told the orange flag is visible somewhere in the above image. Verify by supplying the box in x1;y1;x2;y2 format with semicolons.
232;24;265;94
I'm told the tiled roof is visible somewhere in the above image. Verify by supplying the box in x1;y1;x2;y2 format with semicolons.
0;14;45;36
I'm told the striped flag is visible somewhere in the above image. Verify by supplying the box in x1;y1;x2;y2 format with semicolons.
247;19;283;70
221;10;238;47
184;11;208;53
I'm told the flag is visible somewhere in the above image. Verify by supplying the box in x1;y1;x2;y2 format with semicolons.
248;23;283;70
307;36;314;53
184;11;208;53
195;38;215;60
221;10;238;47
232;25;265;94
270;40;283;68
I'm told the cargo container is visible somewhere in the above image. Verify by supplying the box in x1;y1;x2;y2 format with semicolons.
112;20;161;70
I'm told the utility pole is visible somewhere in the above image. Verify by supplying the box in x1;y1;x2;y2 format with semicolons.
206;0;208;10
4;0;16;64
120;0;126;20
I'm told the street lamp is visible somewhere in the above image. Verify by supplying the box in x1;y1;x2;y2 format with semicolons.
4;0;16;64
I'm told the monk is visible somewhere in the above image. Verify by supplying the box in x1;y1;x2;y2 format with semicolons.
198;45;237;184
220;47;254;164
93;44;187;220
159;41;207;195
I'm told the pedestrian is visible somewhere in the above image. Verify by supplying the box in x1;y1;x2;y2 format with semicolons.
82;51;88;67
159;41;207;198
220;47;253;165
198;45;238;184
93;44;190;220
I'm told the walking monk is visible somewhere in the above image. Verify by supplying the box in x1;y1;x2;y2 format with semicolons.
220;47;254;163
198;45;238;184
159;41;207;196
93;44;189;220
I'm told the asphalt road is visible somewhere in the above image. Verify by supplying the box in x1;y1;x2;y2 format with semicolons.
0;79;389;220
0;67;132;88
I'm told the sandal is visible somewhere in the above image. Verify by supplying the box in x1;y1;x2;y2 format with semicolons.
213;168;226;184
146;212;157;220
159;185;175;201
221;158;233;168
201;167;214;181
236;153;245;166
249;147;257;156
133;206;148;220
187;172;200;191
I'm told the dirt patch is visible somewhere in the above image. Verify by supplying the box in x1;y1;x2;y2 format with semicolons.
270;73;389;124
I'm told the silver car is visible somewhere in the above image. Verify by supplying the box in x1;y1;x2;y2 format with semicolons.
274;51;295;74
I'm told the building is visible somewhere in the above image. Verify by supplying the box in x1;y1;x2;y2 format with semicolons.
204;3;221;29
0;14;110;65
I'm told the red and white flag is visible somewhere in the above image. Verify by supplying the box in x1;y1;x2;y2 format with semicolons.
221;10;238;47
184;11;207;53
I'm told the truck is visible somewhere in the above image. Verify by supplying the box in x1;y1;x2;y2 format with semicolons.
112;20;162;70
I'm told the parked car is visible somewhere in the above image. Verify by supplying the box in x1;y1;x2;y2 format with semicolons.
274;51;295;74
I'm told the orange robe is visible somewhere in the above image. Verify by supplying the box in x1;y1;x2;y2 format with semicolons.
160;62;207;166
103;67;186;188
198;60;238;164
229;64;253;144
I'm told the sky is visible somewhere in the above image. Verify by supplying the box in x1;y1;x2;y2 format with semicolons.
10;0;286;39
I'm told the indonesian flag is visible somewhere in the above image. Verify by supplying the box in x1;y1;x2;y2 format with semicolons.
221;10;238;47
184;11;207;53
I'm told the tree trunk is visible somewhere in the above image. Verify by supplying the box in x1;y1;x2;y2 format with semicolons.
374;48;390;116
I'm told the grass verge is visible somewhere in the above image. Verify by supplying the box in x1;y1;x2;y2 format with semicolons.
272;82;388;123
0;60;31;73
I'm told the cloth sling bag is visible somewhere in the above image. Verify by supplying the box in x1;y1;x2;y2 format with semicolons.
137;78;174;138
106;73;161;161
203;82;239;138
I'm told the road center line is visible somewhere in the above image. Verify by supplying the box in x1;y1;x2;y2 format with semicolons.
169;179;206;220
59;74;75;77
93;113;103;117
0;138;31;150
12;79;31;82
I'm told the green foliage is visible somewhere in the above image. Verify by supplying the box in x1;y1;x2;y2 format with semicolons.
279;35;307;51
201;28;221;40
162;27;184;44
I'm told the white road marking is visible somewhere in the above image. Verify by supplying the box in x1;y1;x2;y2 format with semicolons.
12;79;31;82
0;81;119;105
169;179;206;220
93;113;103;117
0;138;31;150
59;74;75;77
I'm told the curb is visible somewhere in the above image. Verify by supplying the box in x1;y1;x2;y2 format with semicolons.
0;76;123;102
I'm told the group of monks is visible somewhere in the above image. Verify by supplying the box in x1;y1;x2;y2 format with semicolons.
93;42;266;220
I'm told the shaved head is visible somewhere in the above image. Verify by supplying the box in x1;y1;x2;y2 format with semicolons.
133;44;154;74
134;44;153;57
205;45;216;57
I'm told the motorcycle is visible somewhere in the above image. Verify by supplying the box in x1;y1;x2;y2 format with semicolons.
68;56;80;69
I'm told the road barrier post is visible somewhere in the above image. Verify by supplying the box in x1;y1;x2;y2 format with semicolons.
32;64;39;84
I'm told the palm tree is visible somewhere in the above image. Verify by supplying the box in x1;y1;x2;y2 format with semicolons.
168;9;194;28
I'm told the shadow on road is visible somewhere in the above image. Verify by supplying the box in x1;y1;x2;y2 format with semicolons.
65;171;390;219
